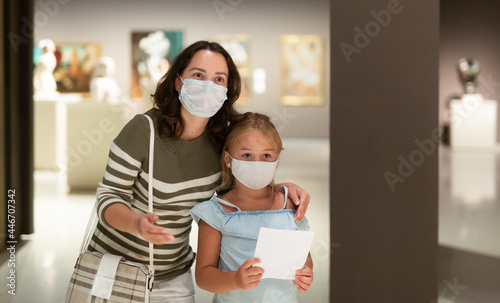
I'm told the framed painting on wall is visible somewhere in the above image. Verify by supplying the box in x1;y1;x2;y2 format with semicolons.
215;34;251;68
238;68;251;105
280;35;324;106
131;30;183;99
215;34;251;104
34;42;102;95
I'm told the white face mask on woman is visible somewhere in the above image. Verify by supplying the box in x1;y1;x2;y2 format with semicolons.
229;155;278;190
178;77;228;118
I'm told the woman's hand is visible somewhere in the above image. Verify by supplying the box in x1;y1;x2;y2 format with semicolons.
294;265;313;293
277;182;311;221
137;213;175;245
235;258;264;290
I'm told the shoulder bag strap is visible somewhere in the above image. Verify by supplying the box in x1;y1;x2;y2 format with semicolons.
144;114;155;275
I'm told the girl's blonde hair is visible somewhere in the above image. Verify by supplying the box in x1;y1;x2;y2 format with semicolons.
219;112;284;192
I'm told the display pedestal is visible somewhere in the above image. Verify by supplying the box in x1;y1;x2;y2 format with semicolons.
34;99;64;170
449;95;497;204
450;95;497;150
34;94;83;171
65;101;126;191
34;93;129;191
451;151;496;204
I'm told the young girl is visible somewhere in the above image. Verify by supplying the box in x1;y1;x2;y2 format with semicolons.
191;112;314;302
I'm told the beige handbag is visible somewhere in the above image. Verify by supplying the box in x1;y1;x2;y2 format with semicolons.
65;115;156;302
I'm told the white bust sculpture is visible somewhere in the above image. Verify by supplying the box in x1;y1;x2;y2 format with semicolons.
90;56;121;104
33;39;58;99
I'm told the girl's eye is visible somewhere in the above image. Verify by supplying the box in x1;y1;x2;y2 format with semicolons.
242;153;251;158
262;154;272;159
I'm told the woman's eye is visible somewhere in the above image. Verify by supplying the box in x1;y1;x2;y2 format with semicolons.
216;77;225;83
193;72;203;79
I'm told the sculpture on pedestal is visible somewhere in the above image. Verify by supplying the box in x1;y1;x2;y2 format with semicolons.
33;39;58;99
457;57;481;95
90;56;121;104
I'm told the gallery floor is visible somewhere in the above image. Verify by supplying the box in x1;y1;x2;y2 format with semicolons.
1;141;499;302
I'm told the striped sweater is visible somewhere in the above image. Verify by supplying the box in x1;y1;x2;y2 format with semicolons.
88;109;222;281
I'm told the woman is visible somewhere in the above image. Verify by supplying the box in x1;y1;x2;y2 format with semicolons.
87;41;310;302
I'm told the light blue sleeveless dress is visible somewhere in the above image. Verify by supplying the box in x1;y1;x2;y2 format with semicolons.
190;186;309;303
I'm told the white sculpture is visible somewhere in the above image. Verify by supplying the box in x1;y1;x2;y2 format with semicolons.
33;39;58;99
90;56;121;104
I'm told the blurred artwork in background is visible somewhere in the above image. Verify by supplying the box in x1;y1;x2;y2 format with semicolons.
33;39;58;99
131;30;183;99
90;56;121;104
281;35;324;106
33;42;101;95
215;34;251;104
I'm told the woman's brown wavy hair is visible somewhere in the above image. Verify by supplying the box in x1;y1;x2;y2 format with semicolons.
152;40;241;152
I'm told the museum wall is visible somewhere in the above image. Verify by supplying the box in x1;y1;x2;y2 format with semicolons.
33;0;330;138
440;0;500;141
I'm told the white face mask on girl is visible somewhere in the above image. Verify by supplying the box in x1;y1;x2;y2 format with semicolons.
178;77;228;118
229;155;278;190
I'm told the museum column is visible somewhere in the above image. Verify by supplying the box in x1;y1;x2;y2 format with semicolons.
330;0;439;302
1;0;35;247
